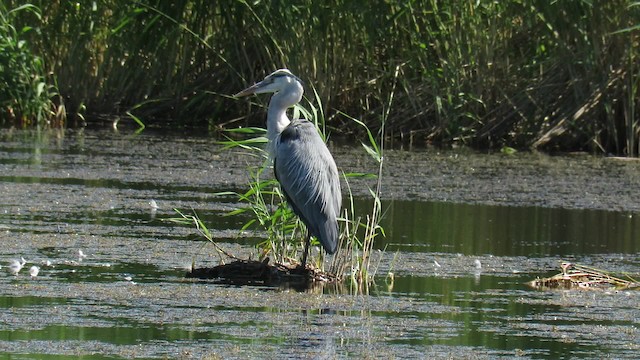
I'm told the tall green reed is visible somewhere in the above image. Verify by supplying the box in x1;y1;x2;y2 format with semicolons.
0;3;62;125
7;0;638;155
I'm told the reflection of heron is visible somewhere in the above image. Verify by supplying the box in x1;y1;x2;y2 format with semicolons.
235;69;341;269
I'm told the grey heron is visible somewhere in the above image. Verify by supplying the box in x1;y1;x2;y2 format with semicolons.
235;69;341;269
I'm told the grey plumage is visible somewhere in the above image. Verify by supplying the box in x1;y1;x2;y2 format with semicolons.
275;119;341;254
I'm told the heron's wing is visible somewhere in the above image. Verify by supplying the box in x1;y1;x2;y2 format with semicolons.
274;119;341;254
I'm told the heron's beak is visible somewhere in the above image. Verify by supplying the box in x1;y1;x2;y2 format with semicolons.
234;82;261;97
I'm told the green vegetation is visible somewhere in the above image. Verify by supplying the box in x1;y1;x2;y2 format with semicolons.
0;3;62;125
2;1;639;154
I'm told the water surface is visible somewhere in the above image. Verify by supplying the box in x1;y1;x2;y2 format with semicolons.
0;128;638;359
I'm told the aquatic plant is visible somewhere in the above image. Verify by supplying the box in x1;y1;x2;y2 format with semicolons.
169;209;241;263
0;3;62;125
329;66;400;286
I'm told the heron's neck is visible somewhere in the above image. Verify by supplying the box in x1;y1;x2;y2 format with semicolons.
266;83;302;157
267;96;290;148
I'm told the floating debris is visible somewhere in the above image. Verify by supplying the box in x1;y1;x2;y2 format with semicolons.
29;266;40;279
149;199;158;219
474;259;482;269
8;257;26;276
187;258;339;290
528;261;640;290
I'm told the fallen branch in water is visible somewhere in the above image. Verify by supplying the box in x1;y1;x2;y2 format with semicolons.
528;261;640;291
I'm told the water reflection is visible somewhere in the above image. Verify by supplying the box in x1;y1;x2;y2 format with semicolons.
371;199;640;255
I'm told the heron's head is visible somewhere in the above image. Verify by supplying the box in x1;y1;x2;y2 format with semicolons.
234;69;303;98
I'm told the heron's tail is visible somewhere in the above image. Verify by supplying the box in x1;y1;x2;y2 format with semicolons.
317;217;339;254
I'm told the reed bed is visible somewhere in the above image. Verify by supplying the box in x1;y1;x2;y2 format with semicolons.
2;1;639;154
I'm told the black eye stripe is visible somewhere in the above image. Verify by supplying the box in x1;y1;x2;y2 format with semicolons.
268;72;303;85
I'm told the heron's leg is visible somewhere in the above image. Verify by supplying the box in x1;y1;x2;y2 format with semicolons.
300;232;311;269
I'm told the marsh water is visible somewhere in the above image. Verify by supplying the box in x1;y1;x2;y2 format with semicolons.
0;127;639;359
